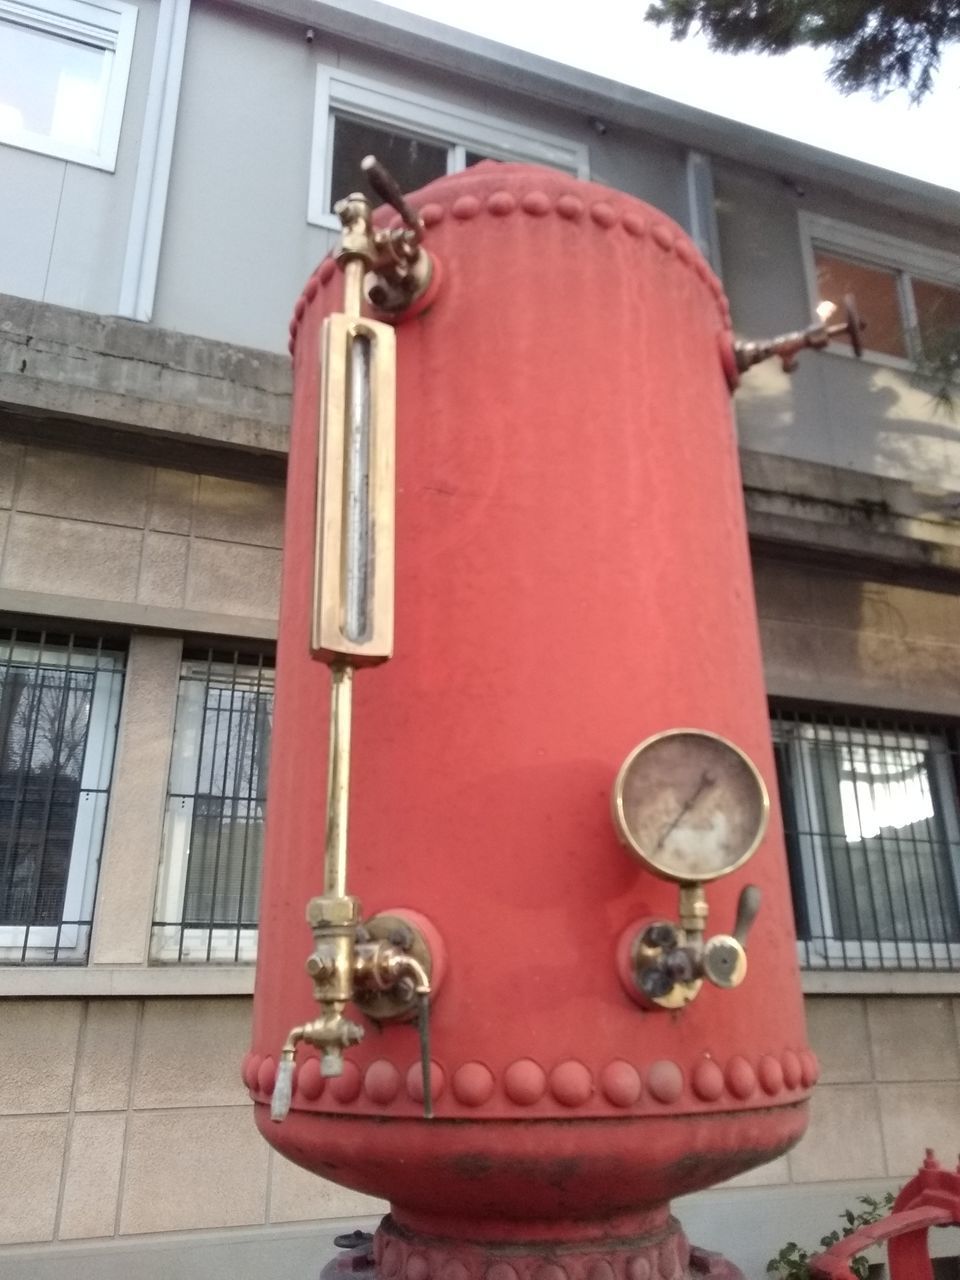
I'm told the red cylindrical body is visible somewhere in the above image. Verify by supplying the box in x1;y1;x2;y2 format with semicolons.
248;164;814;1267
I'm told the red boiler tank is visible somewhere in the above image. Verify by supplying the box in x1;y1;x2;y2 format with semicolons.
247;163;816;1279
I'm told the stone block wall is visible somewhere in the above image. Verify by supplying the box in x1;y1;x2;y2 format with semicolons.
2;994;958;1251
0;997;383;1248
0;442;283;628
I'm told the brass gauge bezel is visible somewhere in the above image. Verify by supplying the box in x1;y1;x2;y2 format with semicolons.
611;728;770;883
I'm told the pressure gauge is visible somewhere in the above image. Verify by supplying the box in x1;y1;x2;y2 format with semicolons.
612;729;769;883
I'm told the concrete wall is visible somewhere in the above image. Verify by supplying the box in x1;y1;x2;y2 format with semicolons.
151;0;689;353
0;441;282;634
716;160;960;488
755;556;960;718
3;993;959;1277
0;997;382;1249
0;0;159;315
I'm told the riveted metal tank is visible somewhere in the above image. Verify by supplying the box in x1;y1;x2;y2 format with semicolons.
245;163;816;1280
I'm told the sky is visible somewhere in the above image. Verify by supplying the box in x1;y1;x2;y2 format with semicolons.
382;0;960;194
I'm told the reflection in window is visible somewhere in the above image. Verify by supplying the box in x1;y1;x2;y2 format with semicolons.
0;628;125;964
773;707;960;969
814;251;908;359
0;0;137;169
152;649;274;963
329;115;448;214
811;239;960;367
0;24;106;149
913;277;960;360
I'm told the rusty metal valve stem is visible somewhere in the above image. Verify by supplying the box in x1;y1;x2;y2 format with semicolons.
734;294;864;374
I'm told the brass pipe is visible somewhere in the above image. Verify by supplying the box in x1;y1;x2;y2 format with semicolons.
342;257;364;321
323;664;354;899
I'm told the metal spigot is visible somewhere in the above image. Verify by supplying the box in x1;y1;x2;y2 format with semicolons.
270;909;436;1123
734;295;864;373
632;884;761;1009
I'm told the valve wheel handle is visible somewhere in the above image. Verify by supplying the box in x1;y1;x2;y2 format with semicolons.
844;293;865;359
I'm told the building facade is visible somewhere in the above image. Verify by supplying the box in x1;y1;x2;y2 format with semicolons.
1;1;960;1276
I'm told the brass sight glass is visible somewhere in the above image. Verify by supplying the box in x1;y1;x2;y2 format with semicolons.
271;159;437;1123
612;730;767;1010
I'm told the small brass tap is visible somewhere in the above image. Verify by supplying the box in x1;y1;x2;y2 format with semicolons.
630;883;761;1010
271;904;436;1122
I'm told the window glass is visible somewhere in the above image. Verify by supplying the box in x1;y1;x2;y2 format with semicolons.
330;115;447;212
0;628;124;964
0;23;108;151
773;707;960;971
152;649;274;963
913;277;960;359
814;250;908;359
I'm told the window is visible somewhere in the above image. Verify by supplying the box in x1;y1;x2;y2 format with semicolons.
151;648;274;964
309;68;589;229
0;0;137;170
773;705;960;972
800;212;960;367
0;626;124;964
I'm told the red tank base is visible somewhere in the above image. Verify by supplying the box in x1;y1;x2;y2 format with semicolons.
320;1214;746;1280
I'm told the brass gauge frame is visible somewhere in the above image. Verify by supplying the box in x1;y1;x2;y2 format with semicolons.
611;728;770;884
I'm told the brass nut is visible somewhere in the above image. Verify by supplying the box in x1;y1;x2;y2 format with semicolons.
306;895;362;927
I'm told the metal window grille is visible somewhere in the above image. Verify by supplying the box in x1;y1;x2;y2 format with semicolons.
0;625;125;964
772;704;960;972
151;647;274;963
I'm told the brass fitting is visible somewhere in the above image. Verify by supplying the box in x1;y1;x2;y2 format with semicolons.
332;157;433;314
630;884;761;1010
271;905;436;1122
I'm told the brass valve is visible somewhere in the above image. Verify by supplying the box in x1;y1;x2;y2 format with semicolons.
334;155;433;314
630;884;761;1010
734;294;864;374
271;902;436;1122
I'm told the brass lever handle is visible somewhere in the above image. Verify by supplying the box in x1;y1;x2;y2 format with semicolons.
733;883;761;946
361;154;424;243
701;885;761;990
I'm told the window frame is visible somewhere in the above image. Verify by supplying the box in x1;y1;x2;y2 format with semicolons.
0;630;125;965
798;211;960;373
151;648;274;965
0;0;137;171
773;707;960;973
308;67;590;231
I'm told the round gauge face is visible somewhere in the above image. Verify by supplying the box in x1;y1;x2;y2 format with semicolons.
612;730;769;882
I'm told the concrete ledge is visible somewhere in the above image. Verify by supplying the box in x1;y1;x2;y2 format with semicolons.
0;293;291;458
0;587;277;641
0;964;255;998
742;448;960;585
802;969;960;996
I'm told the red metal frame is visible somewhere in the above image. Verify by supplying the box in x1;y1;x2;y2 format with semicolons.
809;1150;960;1280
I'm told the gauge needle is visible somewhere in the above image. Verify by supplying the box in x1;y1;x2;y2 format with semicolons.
655;771;717;851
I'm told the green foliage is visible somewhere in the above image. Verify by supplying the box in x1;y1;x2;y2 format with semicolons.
765;1193;896;1279
914;323;960;416
644;2;960;100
